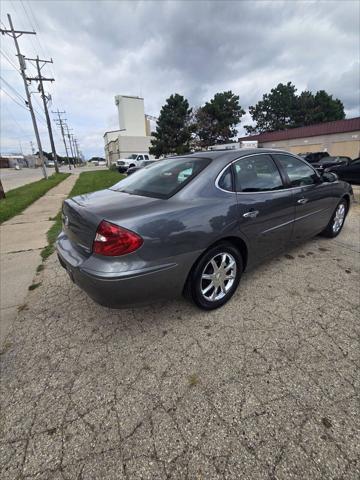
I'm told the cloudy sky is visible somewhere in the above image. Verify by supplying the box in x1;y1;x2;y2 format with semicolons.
1;0;359;158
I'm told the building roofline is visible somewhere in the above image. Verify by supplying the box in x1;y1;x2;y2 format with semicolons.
103;129;126;137
238;117;360;143
114;95;144;100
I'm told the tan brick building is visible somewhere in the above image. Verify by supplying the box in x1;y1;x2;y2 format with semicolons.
238;117;360;159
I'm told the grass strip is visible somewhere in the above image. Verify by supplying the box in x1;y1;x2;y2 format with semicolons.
69;170;124;197
0;173;70;224
40;170;124;261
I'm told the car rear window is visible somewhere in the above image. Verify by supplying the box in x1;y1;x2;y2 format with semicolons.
110;157;211;199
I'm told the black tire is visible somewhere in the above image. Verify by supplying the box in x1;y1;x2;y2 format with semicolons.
321;199;348;238
188;242;243;310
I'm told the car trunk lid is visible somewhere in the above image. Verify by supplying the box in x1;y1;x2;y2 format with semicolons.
62;189;165;254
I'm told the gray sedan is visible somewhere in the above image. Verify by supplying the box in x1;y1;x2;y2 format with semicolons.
57;149;353;310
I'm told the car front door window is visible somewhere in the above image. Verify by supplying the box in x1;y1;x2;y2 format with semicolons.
233;154;284;192
273;154;318;187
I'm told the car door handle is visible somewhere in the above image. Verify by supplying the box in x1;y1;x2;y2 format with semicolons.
297;198;308;204
243;210;259;218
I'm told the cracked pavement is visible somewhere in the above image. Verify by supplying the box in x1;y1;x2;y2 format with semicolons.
1;205;359;480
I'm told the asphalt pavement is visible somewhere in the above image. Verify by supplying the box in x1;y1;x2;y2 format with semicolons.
1;203;359;479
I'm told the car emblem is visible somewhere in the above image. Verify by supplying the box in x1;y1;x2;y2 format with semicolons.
64;215;69;227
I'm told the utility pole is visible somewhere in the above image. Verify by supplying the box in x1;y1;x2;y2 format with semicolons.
53;110;71;170
74;138;81;164
25;56;59;173
1;14;47;179
70;134;78;166
64;124;75;168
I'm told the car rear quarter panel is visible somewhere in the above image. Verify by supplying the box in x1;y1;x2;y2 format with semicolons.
80;184;242;283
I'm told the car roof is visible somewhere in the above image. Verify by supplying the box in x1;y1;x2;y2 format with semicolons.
171;148;297;165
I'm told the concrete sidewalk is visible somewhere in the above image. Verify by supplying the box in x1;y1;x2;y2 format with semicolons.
0;174;78;347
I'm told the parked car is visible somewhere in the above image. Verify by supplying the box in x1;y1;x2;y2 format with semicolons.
126;160;157;176
117;154;151;173
57;150;352;310
298;152;329;163
311;156;351;173
47;160;55;167
326;157;360;184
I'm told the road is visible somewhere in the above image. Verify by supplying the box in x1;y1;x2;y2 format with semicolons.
1;205;359;479
0;165;107;192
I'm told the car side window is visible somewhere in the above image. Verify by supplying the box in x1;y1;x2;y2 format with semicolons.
144;155;149;160
233;154;283;192
273;154;318;187
137;155;144;161
218;167;233;191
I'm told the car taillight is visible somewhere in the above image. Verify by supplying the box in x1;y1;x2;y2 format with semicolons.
93;220;143;256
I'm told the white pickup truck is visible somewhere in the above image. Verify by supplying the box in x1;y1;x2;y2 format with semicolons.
116;154;151;172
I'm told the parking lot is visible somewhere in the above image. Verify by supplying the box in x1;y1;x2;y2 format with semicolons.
1;204;359;480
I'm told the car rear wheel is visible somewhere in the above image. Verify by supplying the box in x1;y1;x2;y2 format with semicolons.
188;242;243;310
321;199;347;238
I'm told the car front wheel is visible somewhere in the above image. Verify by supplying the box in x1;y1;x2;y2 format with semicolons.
188;242;243;310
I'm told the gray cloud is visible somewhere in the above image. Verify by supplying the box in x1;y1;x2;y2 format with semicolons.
1;0;359;156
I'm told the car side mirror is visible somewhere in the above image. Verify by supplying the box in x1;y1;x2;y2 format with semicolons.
322;172;338;183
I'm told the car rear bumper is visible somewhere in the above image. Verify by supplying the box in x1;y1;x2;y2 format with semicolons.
56;232;194;308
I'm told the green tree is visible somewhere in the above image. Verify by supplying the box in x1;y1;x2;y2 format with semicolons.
195;91;245;147
149;94;193;157
312;90;345;124
293;90;316;127
245;83;346;134
245;82;298;134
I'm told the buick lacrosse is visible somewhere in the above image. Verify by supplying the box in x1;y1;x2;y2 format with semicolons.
57;150;352;310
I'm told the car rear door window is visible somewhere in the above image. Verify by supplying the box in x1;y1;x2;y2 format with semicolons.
273;154;318;187
233;154;283;192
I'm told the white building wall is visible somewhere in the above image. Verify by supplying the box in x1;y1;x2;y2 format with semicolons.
115;95;146;137
117;136;153;158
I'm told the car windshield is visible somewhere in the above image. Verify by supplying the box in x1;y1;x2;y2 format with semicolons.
127;154;138;159
110;157;211;199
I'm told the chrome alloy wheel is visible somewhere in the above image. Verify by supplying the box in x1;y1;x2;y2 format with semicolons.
200;252;237;302
333;203;346;233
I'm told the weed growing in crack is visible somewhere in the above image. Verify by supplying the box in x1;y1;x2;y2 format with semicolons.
189;374;199;387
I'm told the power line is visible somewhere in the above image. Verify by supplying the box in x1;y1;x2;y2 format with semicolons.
0;75;26;102
20;0;56;79
0;14;48;178
0;49;20;71
2;103;30;136
0;87;29;110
